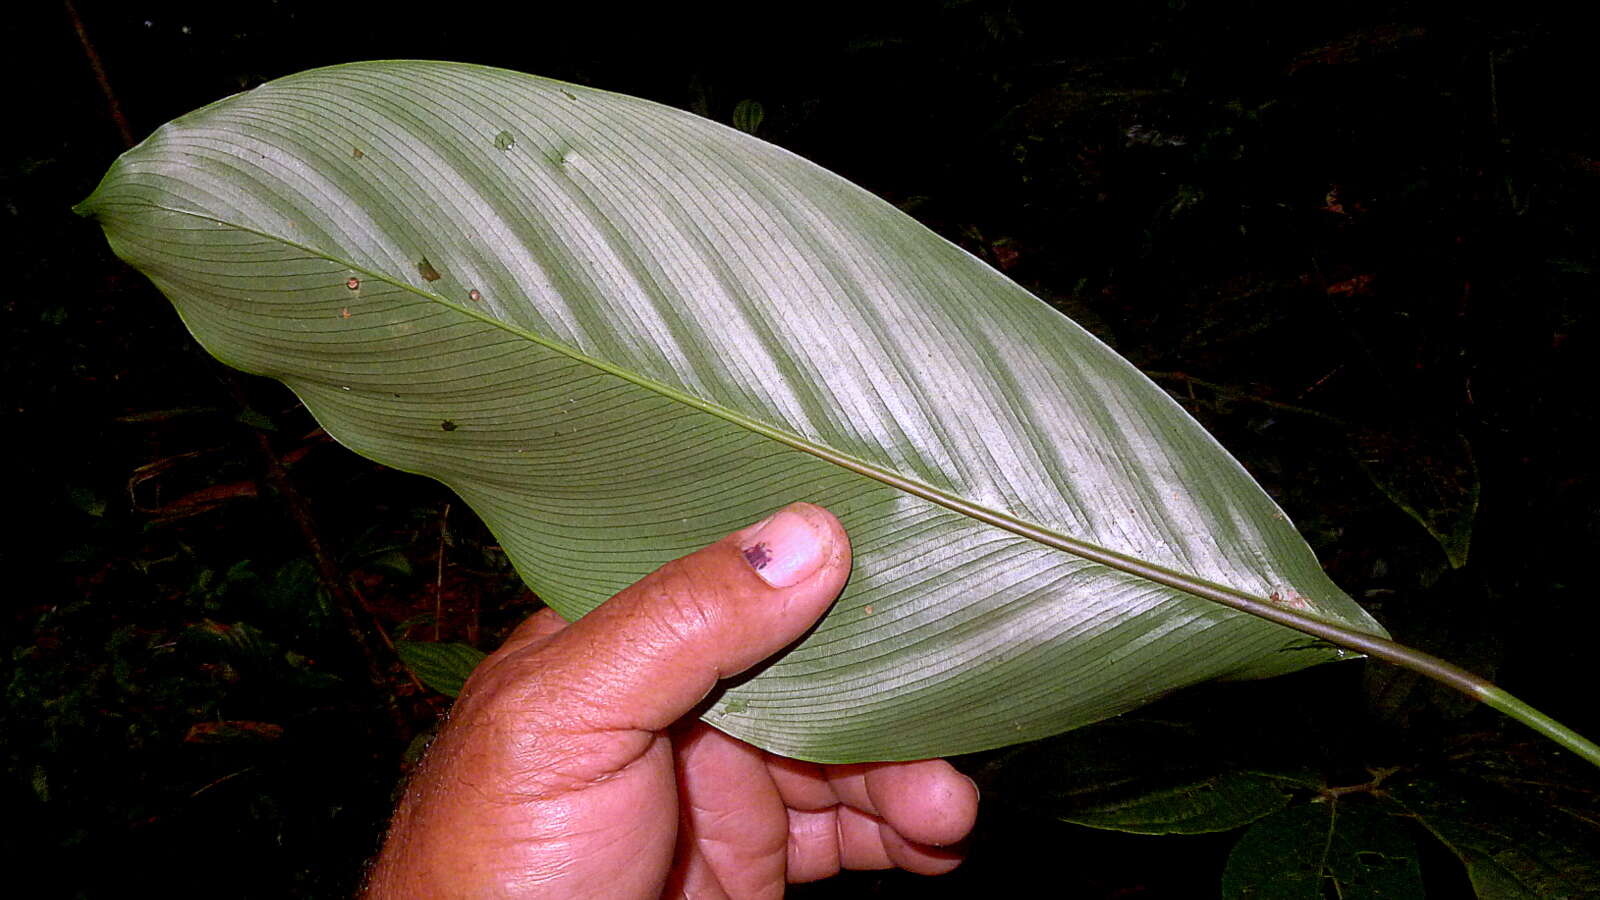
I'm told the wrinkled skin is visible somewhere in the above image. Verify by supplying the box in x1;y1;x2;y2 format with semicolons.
366;504;979;898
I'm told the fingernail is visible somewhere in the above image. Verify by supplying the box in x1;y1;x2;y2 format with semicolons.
741;505;828;588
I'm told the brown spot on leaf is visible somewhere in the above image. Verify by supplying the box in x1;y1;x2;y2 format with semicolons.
346;277;360;290
1268;590;1315;611
417;258;441;282
468;289;482;302
440;420;458;432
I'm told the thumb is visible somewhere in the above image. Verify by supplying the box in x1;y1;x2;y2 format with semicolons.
523;502;851;734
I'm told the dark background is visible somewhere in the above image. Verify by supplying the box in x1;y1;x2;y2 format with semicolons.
5;1;1597;896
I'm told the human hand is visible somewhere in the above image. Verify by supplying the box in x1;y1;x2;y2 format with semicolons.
366;502;979;898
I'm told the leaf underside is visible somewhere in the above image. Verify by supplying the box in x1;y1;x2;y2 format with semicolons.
78;60;1387;762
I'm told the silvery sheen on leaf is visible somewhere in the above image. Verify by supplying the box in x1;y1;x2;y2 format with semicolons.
76;61;1387;762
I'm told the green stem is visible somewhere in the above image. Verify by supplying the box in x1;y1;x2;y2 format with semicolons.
1066;546;1600;770
1478;685;1600;768
1140;371;1600;765
1122;564;1600;769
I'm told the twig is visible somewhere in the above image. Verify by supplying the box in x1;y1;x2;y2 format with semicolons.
62;0;136;148
1146;370;1350;426
351;581;428;695
434;503;450;642
231;381;411;741
190;766;255;799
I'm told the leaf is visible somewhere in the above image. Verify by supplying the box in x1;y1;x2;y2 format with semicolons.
988;719;1296;835
365;550;414;578
732;98;765;135
1221;800;1423;899
394;641;487;698
1388;774;1600;899
1063;769;1291;835
76;60;1387;762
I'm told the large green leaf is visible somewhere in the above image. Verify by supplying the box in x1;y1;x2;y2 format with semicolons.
76;60;1387;763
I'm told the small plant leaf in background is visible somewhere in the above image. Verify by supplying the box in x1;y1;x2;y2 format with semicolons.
1221;800;1423;899
394;641;487;698
986;719;1296;835
1060;770;1294;836
1349;424;1479;568
1388;773;1600;898
731;98;765;135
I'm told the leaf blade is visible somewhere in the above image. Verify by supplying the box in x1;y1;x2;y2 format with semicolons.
78;60;1387;762
1221;801;1424;899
